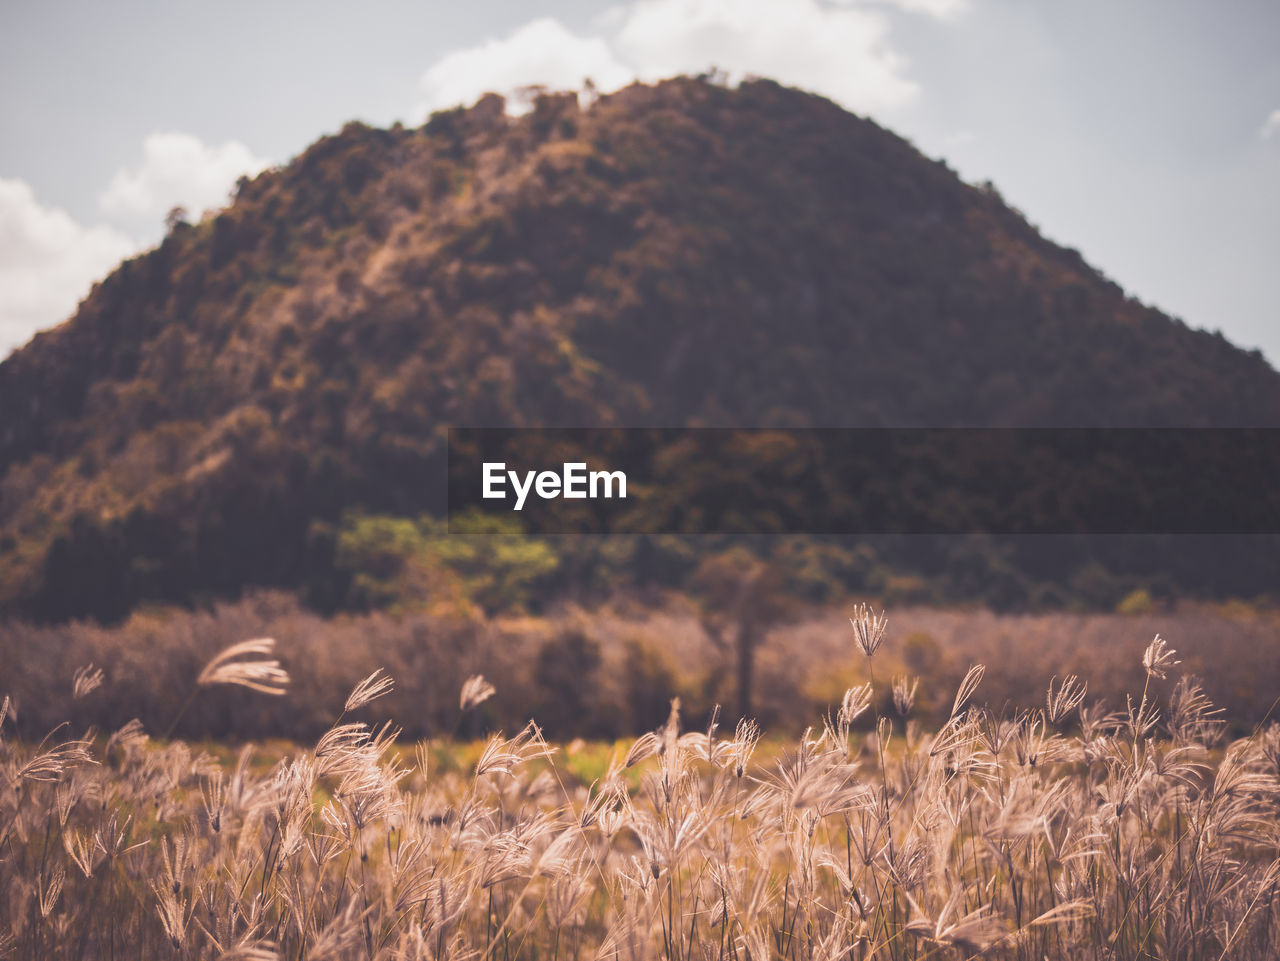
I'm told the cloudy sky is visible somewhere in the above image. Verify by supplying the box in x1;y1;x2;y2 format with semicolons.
2;0;1277;362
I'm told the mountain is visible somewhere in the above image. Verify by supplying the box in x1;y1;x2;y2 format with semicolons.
3;76;1278;621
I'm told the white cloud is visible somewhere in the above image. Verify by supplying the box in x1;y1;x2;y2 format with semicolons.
1;130;268;357
864;0;969;20
418;18;634;117
0;177;138;356
418;0;967;120
100;131;268;225
1260;108;1280;141
615;0;917;113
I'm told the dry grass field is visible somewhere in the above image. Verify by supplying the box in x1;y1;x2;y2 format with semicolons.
4;605;1280;959
4;592;1280;741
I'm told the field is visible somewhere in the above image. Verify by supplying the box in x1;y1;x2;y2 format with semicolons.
4;604;1280;959
5;592;1280;742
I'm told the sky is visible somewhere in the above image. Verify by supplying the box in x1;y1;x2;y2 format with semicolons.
1;0;1277;363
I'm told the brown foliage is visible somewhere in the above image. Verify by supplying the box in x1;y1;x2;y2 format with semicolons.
3;78;1280;620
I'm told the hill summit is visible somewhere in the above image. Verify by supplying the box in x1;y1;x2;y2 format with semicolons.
2;76;1278;620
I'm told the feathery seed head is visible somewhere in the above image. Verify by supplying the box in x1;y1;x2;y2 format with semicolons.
951;664;985;719
850;603;889;657
459;674;496;712
1047;674;1087;724
893;675;920;716
839;683;874;728
345;668;394;712
1142;633;1180;680
197;638;290;695
72;663;105;699
731;718;762;778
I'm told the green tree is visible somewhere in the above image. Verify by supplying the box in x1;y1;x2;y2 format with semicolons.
335;509;558;614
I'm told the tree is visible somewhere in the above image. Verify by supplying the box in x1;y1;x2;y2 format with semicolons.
334;509;558;615
164;206;190;232
692;547;794;721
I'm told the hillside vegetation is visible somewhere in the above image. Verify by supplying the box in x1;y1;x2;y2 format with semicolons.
2;77;1278;620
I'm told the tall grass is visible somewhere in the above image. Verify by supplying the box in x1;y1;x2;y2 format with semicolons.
3;611;1280;959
